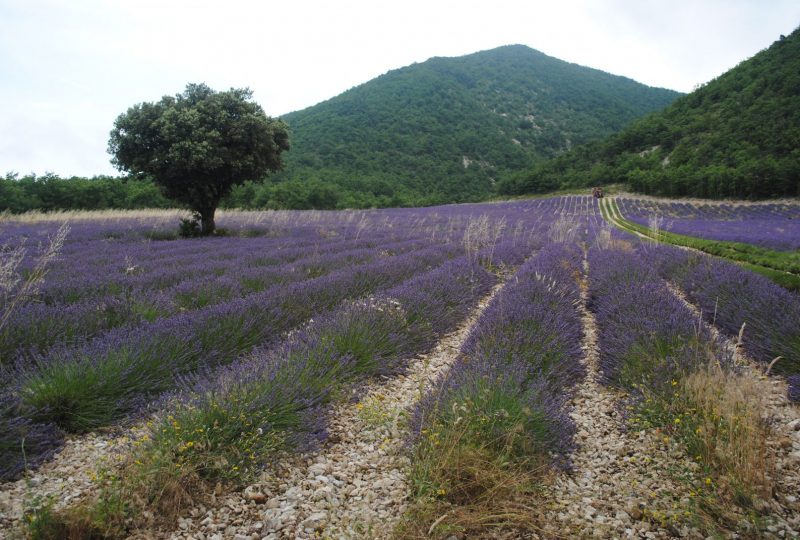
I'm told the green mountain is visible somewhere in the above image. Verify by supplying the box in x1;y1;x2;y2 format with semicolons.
239;45;680;209
500;29;800;199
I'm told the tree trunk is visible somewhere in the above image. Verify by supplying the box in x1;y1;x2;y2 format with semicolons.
199;207;216;236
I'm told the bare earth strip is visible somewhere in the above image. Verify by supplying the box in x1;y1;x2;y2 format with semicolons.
162;282;506;540
540;257;701;539
665;283;800;536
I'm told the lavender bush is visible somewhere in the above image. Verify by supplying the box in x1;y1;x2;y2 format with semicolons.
140;257;495;484
664;251;800;375
617;198;800;251
411;242;586;484
11;244;459;432
588;246;719;392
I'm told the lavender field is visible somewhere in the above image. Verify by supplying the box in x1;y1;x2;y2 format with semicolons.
1;196;798;539
617;197;800;251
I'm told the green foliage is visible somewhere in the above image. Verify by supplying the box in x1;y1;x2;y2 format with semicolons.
402;382;551;537
629;366;774;534
271;45;680;208
108;83;290;233
502;28;800;199
177;214;202;238
0;172;171;213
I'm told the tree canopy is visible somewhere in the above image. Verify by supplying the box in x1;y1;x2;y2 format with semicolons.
108;83;290;233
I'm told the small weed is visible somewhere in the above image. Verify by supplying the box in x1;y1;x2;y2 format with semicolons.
178;215;201;238
356;393;393;428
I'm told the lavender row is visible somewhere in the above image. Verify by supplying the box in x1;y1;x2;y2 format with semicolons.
1;195;597;257
617;198;800;251
24;257;496;483
1;237;435;362
587;246;721;393
6;242;457;419
411;242;586;477
0;245;477;480
649;246;800;398
37;230;425;305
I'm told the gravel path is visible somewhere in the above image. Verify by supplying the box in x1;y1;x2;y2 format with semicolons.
163;282;506;540
0;428;137;532
539;257;701;539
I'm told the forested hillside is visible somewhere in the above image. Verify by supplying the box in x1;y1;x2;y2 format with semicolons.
499;29;800;199
247;45;680;208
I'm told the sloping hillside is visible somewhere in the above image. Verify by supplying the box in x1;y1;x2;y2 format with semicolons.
259;45;680;208
500;29;800;198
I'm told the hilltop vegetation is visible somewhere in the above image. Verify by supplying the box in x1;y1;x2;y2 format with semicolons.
500;28;800;199
253;45;680;208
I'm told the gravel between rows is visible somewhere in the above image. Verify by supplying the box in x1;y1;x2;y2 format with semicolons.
540;258;701;539
158;282;506;540
0;428;138;533
2;256;798;540
666;283;800;536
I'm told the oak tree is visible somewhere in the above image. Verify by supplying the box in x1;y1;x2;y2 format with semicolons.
109;83;289;234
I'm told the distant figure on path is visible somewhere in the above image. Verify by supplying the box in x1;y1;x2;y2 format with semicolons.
592;187;604;199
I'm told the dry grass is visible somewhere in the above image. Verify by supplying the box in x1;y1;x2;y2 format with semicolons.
680;364;773;506
396;442;550;539
463;214;506;267
0;208;190;223
0;222;69;333
24;437;212;539
397;395;554;539
593;222;634;251
547;215;578;244
637;361;776;532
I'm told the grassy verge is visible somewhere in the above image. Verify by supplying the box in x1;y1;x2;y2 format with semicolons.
599;198;800;291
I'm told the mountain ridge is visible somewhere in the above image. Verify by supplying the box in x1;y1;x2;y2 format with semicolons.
498;29;800;199
235;44;681;209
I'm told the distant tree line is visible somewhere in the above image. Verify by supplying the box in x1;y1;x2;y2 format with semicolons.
0;173;432;213
0;173;172;213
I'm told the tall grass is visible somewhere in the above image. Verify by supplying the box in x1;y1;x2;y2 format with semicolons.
633;363;774;531
0;222;69;334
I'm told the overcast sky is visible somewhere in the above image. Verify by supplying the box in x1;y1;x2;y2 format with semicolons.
1;0;798;177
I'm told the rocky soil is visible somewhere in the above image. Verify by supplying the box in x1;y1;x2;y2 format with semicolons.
539;263;702;539
0;429;137;532
158;283;505;540
1;269;798;539
666;283;800;537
